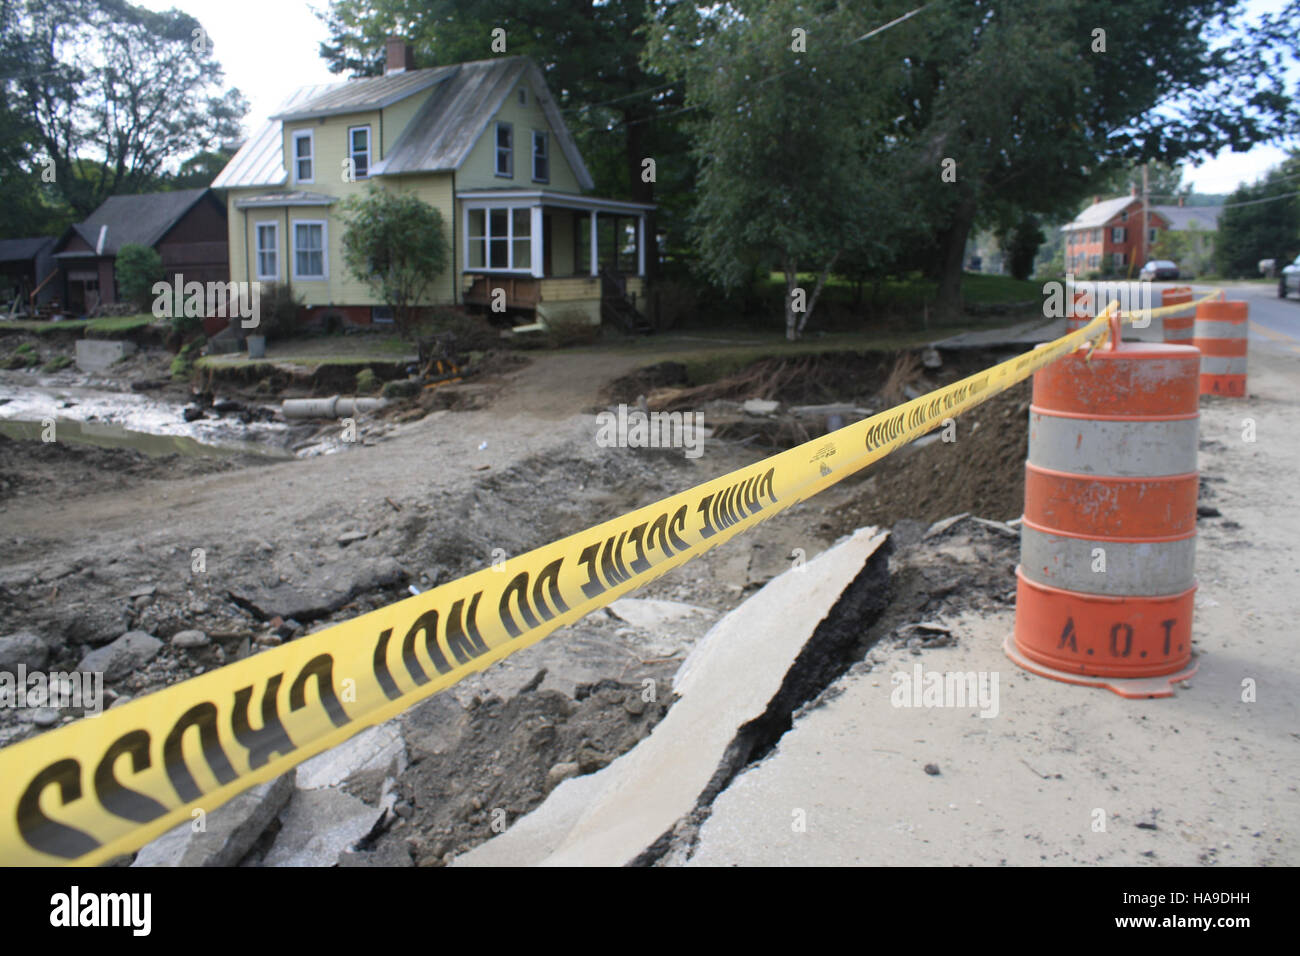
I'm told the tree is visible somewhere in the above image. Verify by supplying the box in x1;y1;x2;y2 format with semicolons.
1214;159;1300;276
9;0;247;218
113;243;161;311
646;1;897;339
341;187;449;364
861;0;1300;320
999;215;1046;281
318;0;693;274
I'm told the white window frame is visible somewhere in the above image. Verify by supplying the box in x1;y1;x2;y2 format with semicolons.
292;219;328;280
348;125;371;180
1148;227;1157;243
531;130;549;184
495;122;513;178
1112;251;1126;269
254;222;279;280
292;130;315;184
464;204;534;273
1112;227;1125;243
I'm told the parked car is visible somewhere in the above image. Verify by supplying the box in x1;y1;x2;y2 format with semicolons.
1139;260;1180;281
1280;254;1300;299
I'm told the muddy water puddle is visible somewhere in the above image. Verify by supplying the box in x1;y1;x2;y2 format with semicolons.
0;382;292;458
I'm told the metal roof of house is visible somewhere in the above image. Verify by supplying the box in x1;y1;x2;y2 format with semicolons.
271;67;448;121
371;58;593;189
53;189;215;258
0;236;55;263
1061;196;1139;231
211;82;347;190
212;57;594;192
1151;204;1222;231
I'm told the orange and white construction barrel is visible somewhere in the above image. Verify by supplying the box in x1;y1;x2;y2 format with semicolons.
1006;314;1200;698
1160;287;1194;345
1193;300;1248;397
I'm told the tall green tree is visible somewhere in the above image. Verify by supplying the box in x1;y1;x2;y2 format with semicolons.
895;0;1300;319
1214;158;1300;277
646;1;907;338
9;0;247;218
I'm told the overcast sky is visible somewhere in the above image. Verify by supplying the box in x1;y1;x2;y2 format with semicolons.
141;0;1298;195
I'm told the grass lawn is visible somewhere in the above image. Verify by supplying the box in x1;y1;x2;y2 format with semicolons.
196;334;416;369
0;314;156;336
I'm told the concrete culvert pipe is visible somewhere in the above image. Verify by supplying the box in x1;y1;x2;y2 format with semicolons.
281;395;388;419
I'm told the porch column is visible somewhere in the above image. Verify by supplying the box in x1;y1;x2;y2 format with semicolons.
637;214;645;276
461;204;470;283
589;210;598;277
530;205;543;278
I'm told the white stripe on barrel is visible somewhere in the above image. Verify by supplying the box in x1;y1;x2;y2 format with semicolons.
1028;413;1198;477
1020;524;1196;596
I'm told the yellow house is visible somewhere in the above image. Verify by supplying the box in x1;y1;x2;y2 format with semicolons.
212;45;653;331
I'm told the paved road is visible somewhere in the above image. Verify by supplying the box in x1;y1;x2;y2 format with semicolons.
935;279;1300;360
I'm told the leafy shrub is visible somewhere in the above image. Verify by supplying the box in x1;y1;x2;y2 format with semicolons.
355;368;377;394
115;244;164;312
42;355;73;372
255;282;303;341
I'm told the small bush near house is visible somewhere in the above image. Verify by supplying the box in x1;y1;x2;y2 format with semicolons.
257;282;304;341
355;368;377;394
115;244;164;312
41;355;73;372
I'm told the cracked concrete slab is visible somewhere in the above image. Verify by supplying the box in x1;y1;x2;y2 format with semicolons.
455;526;888;867
132;773;294;867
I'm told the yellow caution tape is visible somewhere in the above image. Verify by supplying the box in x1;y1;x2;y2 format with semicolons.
0;289;1221;865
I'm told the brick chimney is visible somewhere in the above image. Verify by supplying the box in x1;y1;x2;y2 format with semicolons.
1093;195;1101;204
1130;184;1138;197
1178;195;1185;207
385;36;414;75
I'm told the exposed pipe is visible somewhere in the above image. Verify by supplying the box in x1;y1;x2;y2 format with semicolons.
281;395;388;419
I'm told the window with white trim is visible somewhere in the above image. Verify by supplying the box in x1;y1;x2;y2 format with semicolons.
348;126;371;179
531;130;549;183
1112;227;1125;243
1112;252;1126;268
292;130;314;184
255;222;278;280
1148;227;1157;243
495;122;513;177
292;220;327;279
467;207;531;271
